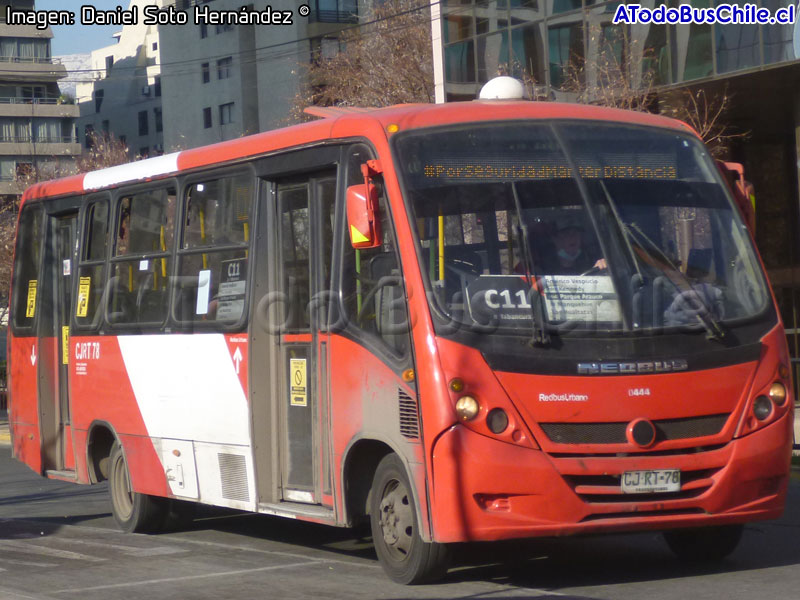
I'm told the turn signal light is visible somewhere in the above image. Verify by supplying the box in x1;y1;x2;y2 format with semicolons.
449;378;465;393
768;382;787;406
455;395;480;421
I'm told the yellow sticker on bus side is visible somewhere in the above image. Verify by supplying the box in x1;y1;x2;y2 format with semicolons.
290;358;307;407
76;276;92;318
62;326;69;365
26;280;37;318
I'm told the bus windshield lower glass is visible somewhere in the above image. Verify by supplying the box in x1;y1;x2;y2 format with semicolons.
395;121;769;335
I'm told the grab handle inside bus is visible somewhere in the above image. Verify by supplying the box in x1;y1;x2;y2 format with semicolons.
346;174;381;249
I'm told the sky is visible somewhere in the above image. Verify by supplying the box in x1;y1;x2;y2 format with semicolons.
38;0;127;56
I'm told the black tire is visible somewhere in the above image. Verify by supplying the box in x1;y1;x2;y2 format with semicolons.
663;524;744;562
369;454;449;584
108;442;167;533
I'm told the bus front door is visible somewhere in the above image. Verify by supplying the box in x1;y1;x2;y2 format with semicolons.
39;212;77;475
268;171;336;508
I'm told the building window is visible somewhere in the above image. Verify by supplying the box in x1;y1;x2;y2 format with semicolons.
154;108;162;133
202;62;210;83
138;110;148;136
85;125;94;148
203;107;212;129
105;55;114;76
219;102;234;125
216;22;234;34
217;57;232;80
94;89;104;113
200;23;208;38
154;76;161;97
152;42;158;51
16;162;32;179
102;119;109;133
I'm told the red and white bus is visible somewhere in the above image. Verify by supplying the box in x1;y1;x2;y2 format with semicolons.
8;97;793;583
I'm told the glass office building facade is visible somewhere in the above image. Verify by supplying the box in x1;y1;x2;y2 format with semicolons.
441;0;796;98
438;0;800;392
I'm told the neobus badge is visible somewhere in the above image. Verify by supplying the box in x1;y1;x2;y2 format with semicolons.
577;359;689;375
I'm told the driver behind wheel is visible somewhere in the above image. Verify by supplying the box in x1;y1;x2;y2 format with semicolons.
538;214;606;276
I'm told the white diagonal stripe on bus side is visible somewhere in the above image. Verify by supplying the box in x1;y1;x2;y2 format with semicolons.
117;334;250;445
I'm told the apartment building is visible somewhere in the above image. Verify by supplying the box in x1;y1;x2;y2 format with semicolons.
76;0;164;158
0;0;79;197
158;0;358;150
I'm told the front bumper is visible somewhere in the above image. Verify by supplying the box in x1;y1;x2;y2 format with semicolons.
429;410;792;543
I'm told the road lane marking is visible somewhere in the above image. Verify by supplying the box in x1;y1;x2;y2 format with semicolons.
50;560;327;594
0;540;106;563
0;558;58;568
56;538;187;557
0;588;57;600
1;516;381;570
162;535;383;569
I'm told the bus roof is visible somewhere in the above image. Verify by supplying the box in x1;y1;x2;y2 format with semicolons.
21;100;694;205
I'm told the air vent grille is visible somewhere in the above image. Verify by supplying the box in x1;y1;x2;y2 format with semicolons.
540;414;729;445
218;453;249;502
398;389;420;440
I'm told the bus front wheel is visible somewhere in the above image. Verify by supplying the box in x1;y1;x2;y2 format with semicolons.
663;524;744;561
369;454;449;584
109;442;166;533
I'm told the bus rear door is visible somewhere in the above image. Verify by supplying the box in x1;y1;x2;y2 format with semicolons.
39;210;79;475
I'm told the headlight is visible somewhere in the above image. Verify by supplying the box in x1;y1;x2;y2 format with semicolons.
455;395;480;421
768;382;787;406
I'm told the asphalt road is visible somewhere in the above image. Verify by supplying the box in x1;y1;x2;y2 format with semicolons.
1;445;800;600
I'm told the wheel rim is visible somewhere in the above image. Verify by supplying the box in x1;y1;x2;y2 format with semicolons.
378;478;414;562
111;451;134;520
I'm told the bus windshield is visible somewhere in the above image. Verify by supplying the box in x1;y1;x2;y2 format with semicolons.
395;121;770;335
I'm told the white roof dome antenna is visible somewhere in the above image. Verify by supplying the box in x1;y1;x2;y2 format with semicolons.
478;76;525;100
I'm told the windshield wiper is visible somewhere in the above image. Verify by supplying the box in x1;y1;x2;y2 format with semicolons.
626;222;727;341
510;182;550;346
598;181;643;283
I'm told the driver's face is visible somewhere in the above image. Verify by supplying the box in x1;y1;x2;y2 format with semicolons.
555;227;582;254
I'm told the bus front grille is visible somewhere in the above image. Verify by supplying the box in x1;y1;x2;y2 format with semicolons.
540;414;729;445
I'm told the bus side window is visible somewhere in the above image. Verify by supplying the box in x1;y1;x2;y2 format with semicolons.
11;203;44;332
107;187;175;326
174;173;253;328
340;150;410;358
75;199;109;329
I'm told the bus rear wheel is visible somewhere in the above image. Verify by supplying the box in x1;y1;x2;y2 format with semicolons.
663;524;744;562
108;442;166;533
369;454;449;584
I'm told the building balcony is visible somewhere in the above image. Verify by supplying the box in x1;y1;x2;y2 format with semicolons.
0;138;80;157
0;57;66;82
0;179;22;196
0;24;54;39
308;0;358;24
0;98;78;118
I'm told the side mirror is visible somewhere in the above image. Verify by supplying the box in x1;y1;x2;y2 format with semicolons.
346;181;381;249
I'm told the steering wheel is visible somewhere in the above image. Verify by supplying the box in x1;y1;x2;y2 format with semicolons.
580;265;608;276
